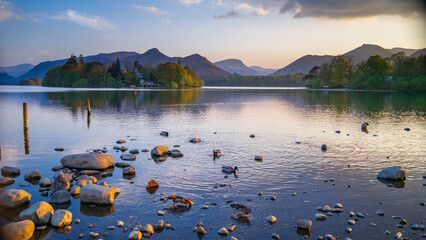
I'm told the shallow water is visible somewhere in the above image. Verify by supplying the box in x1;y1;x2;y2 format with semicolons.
0;86;425;239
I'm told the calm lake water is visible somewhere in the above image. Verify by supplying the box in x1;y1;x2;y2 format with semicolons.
0;86;425;239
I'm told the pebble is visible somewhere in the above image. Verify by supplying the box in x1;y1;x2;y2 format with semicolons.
118;221;124;227
266;215;277;224
78;233;84;238
258;192;263;196
65;226;72;231
196;226;207;234
218;227;228;235
400;219;407;225
201;205;209;209
348;220;355;225
129;231;142;240
356;212;365;218
315;213;327;221
37;226;47;231
345;228;352;233
157;211;165;216
165;223;172;229
420;202;425;206
89;224;95;228
376;210;385;216
384;230;390;235
411;224;420;230
370;223;377;227
272;233;280;239
334;203;343;208
227;225;236;232
269;196;276;200
89;232;99;238
395;232;402;238
74;219;80;224
321;205;332;212
291;192;296;196
108;226;115;230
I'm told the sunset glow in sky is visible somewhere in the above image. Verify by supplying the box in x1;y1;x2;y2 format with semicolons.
0;0;425;68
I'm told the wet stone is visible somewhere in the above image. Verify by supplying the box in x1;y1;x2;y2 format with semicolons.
376;210;385;216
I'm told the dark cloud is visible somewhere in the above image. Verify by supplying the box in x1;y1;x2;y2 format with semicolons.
214;10;243;19
244;0;425;19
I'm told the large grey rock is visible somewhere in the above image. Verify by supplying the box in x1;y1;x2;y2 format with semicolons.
1;166;20;177
296;219;312;230
49;190;71;204
50;209;72;227
80;184;115;205
0;220;35;240
377;166;406;180
60;152;114;170
0;189;31;208
19;201;54;225
50;172;70;194
0;177;14;186
151;146;169;157
24;170;41;181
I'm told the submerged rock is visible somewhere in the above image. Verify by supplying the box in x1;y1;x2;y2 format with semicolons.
39;178;51;188
80;184;115;205
151;146;169;157
49;190;71;205
0;189;31;208
60;152;115;170
51;209;72;227
24;170;41;181
147;179;159;189
1;166;20;177
0;177;14;186
315;213;327;221
377;166;406;180
296;219;312;230
115;162;130;168
123;166;135;175
19;201;54;225
0;220;35;240
120;154;136;161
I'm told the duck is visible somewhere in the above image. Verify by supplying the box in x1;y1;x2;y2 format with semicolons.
222;166;239;173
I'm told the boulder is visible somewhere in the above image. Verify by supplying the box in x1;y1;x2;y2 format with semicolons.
151;146;169;157
53;171;72;182
38;178;51;188
0;220;35;240
50;209;72;227
50;172;70;194
1;166;20;177
0;189;31;208
377;166;406;180
120;154;136;161
129;230;142;240
153;220;164;231
123;166;135;175
0;177;14;186
49;190;71;205
24;170;41;181
60;152;114;170
70;185;81;195
80;184;115;205
19;201;54;225
115;162;130;168
141;224;154;235
296;219;312;230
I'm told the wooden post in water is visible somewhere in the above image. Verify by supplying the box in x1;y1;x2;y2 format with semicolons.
23;102;30;154
87;98;91;128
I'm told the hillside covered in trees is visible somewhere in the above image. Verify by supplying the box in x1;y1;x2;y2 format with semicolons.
42;55;204;88
305;52;425;91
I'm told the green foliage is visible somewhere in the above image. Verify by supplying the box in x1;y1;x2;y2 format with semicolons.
42;55;203;88
19;78;43;86
308;53;425;91
208;74;305;87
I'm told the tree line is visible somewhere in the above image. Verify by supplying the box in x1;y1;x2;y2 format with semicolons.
42;55;204;88
205;74;305;87
305;52;426;91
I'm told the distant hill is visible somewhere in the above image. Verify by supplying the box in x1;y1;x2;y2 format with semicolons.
270;55;334;76
0;72;17;85
122;49;230;81
18;51;139;81
214;59;258;76
410;48;426;57
0;63;34;77
388;47;419;56
180;54;231;80
249;66;277;76
343;44;393;64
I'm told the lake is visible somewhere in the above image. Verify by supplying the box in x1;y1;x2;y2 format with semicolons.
0;85;425;239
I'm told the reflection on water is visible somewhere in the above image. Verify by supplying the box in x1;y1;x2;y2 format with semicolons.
0;86;425;240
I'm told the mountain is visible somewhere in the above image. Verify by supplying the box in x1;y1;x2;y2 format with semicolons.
0;71;17;85
214;59;258;76
123;48;173;66
249;66;277;76
18;51;139;81
270;55;334;76
122;49;230;81
343;44;393;64
388;48;419;56
0;63;34;77
409;48;426;57
180;54;231;80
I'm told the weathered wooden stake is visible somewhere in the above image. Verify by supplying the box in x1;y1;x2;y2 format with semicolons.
87;98;91;116
23;102;30;154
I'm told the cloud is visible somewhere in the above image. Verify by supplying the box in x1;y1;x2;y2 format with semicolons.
134;5;167;15
179;0;202;5
53;9;116;31
216;0;227;6
236;3;269;16
214;10;243;19
161;18;171;23
0;1;31;21
240;0;425;19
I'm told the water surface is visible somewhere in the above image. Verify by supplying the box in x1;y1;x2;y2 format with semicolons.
0;86;425;239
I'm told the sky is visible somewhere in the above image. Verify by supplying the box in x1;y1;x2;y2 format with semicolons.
0;0;425;68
